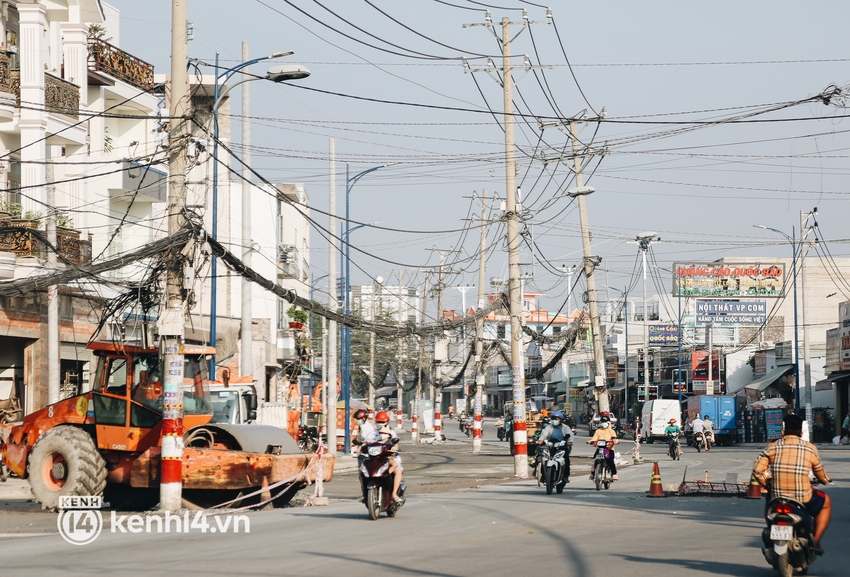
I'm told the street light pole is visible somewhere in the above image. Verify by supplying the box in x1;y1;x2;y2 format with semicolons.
208;48;306;379
754;224;801;409
342;163;390;453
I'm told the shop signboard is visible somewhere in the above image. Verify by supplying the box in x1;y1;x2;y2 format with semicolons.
673;263;784;297
648;324;679;345
696;300;767;325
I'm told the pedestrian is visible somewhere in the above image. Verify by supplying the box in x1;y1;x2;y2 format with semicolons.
841;412;850;439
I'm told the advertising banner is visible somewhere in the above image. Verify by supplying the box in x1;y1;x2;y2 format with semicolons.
695;300;767;325
673;263;784;297
648;324;679;345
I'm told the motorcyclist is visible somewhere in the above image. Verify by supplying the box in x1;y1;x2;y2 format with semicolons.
530;416;551;476
587;415;619;480
691;413;705;447
702;415;715;444
371;411;404;503
536;411;573;481
352;409;374;500
753;413;832;555
665;418;682;456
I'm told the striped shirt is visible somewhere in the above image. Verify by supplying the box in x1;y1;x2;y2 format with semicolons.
753;435;828;503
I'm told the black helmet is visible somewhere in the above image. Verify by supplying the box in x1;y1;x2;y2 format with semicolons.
600;415;610;423
541;416;551;425
354;409;368;420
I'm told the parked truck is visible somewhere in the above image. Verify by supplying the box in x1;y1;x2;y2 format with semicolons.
685;395;737;446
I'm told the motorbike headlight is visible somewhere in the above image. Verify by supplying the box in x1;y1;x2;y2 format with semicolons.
377;462;390;476
368;445;384;456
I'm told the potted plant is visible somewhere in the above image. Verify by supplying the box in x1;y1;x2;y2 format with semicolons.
287;305;308;330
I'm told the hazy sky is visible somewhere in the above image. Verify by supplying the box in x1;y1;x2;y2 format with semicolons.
110;1;850;321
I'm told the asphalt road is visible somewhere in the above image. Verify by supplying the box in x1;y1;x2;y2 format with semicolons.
2;421;849;577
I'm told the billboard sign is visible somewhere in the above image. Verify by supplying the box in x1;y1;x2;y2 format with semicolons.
673;263;784;297
826;328;840;373
648;324;679;345
695;300;767;325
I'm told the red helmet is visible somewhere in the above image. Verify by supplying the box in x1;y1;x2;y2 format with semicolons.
375;410;390;423
669;418;677;424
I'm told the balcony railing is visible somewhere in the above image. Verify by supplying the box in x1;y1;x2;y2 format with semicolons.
278;245;299;279
88;38;155;91
5;70;80;119
0;224;91;266
0;53;13;96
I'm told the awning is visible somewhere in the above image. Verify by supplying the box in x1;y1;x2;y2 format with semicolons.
374;386;397;397
440;385;463;392
575;379;590;388
816;371;850;391
743;365;794;393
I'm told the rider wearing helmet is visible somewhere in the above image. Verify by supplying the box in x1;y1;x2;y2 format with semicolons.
369;410;404;503
535;411;574;480
354;409;375;445
587;415;620;480
665;418;682;456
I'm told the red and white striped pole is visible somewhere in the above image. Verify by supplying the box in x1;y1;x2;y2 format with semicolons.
472;373;484;452
160;0;189;511
434;396;442;442
411;397;419;443
396;406;403;430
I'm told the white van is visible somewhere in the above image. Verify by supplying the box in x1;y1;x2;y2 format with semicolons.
640;400;681;443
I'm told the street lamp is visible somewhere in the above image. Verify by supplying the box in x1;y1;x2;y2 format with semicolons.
342;156;391;454
209;51;311;379
754;224;801;409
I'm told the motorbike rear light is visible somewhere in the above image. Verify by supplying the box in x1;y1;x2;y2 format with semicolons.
774;504;793;515
776;521;788;526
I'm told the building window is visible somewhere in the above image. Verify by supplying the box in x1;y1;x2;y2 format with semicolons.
553;326;561;334
497;325;506;339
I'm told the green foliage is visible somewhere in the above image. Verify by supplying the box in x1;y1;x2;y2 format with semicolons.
287;305;309;325
0;200;22;217
56;211;74;229
87;24;112;42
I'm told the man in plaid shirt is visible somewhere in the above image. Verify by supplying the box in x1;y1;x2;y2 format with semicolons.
753;414;833;554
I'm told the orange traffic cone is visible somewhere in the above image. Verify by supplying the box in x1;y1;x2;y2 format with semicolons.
746;474;763;499
648;461;665;497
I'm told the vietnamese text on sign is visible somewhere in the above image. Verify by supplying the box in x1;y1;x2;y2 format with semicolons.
695;300;767;325
673;262;784;298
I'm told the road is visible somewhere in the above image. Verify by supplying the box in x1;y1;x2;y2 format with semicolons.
1;420;848;577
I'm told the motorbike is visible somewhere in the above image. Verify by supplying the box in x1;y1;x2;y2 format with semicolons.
693;430;710;452
591;439;614;491
461;417;474;437
458;416;467;432
496;419;506;441
761;487;823;576
359;438;406;520
668;432;682;460
538;439;569;494
296;424;319;453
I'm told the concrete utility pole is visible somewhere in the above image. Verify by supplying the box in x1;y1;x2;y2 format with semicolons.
464;10;551;477
327;137;338;455
160;0;190;511
799;209;817;434
502;17;528;477
414;272;429;443
321;315;328;442
636;234;658;401
46;156;58;405
368;277;381;409
240;41;253;378
473;189;488;454
569;121;608;416
396;269;405;431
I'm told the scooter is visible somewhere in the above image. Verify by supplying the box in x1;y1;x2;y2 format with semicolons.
539;439;569;494
694;430;706;453
590;439;614;491
761;487;824;576
668;432;682;460
359;438;406;520
496;418;506;441
296;424;319;453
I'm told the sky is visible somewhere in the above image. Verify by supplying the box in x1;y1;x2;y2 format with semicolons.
109;0;850;323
